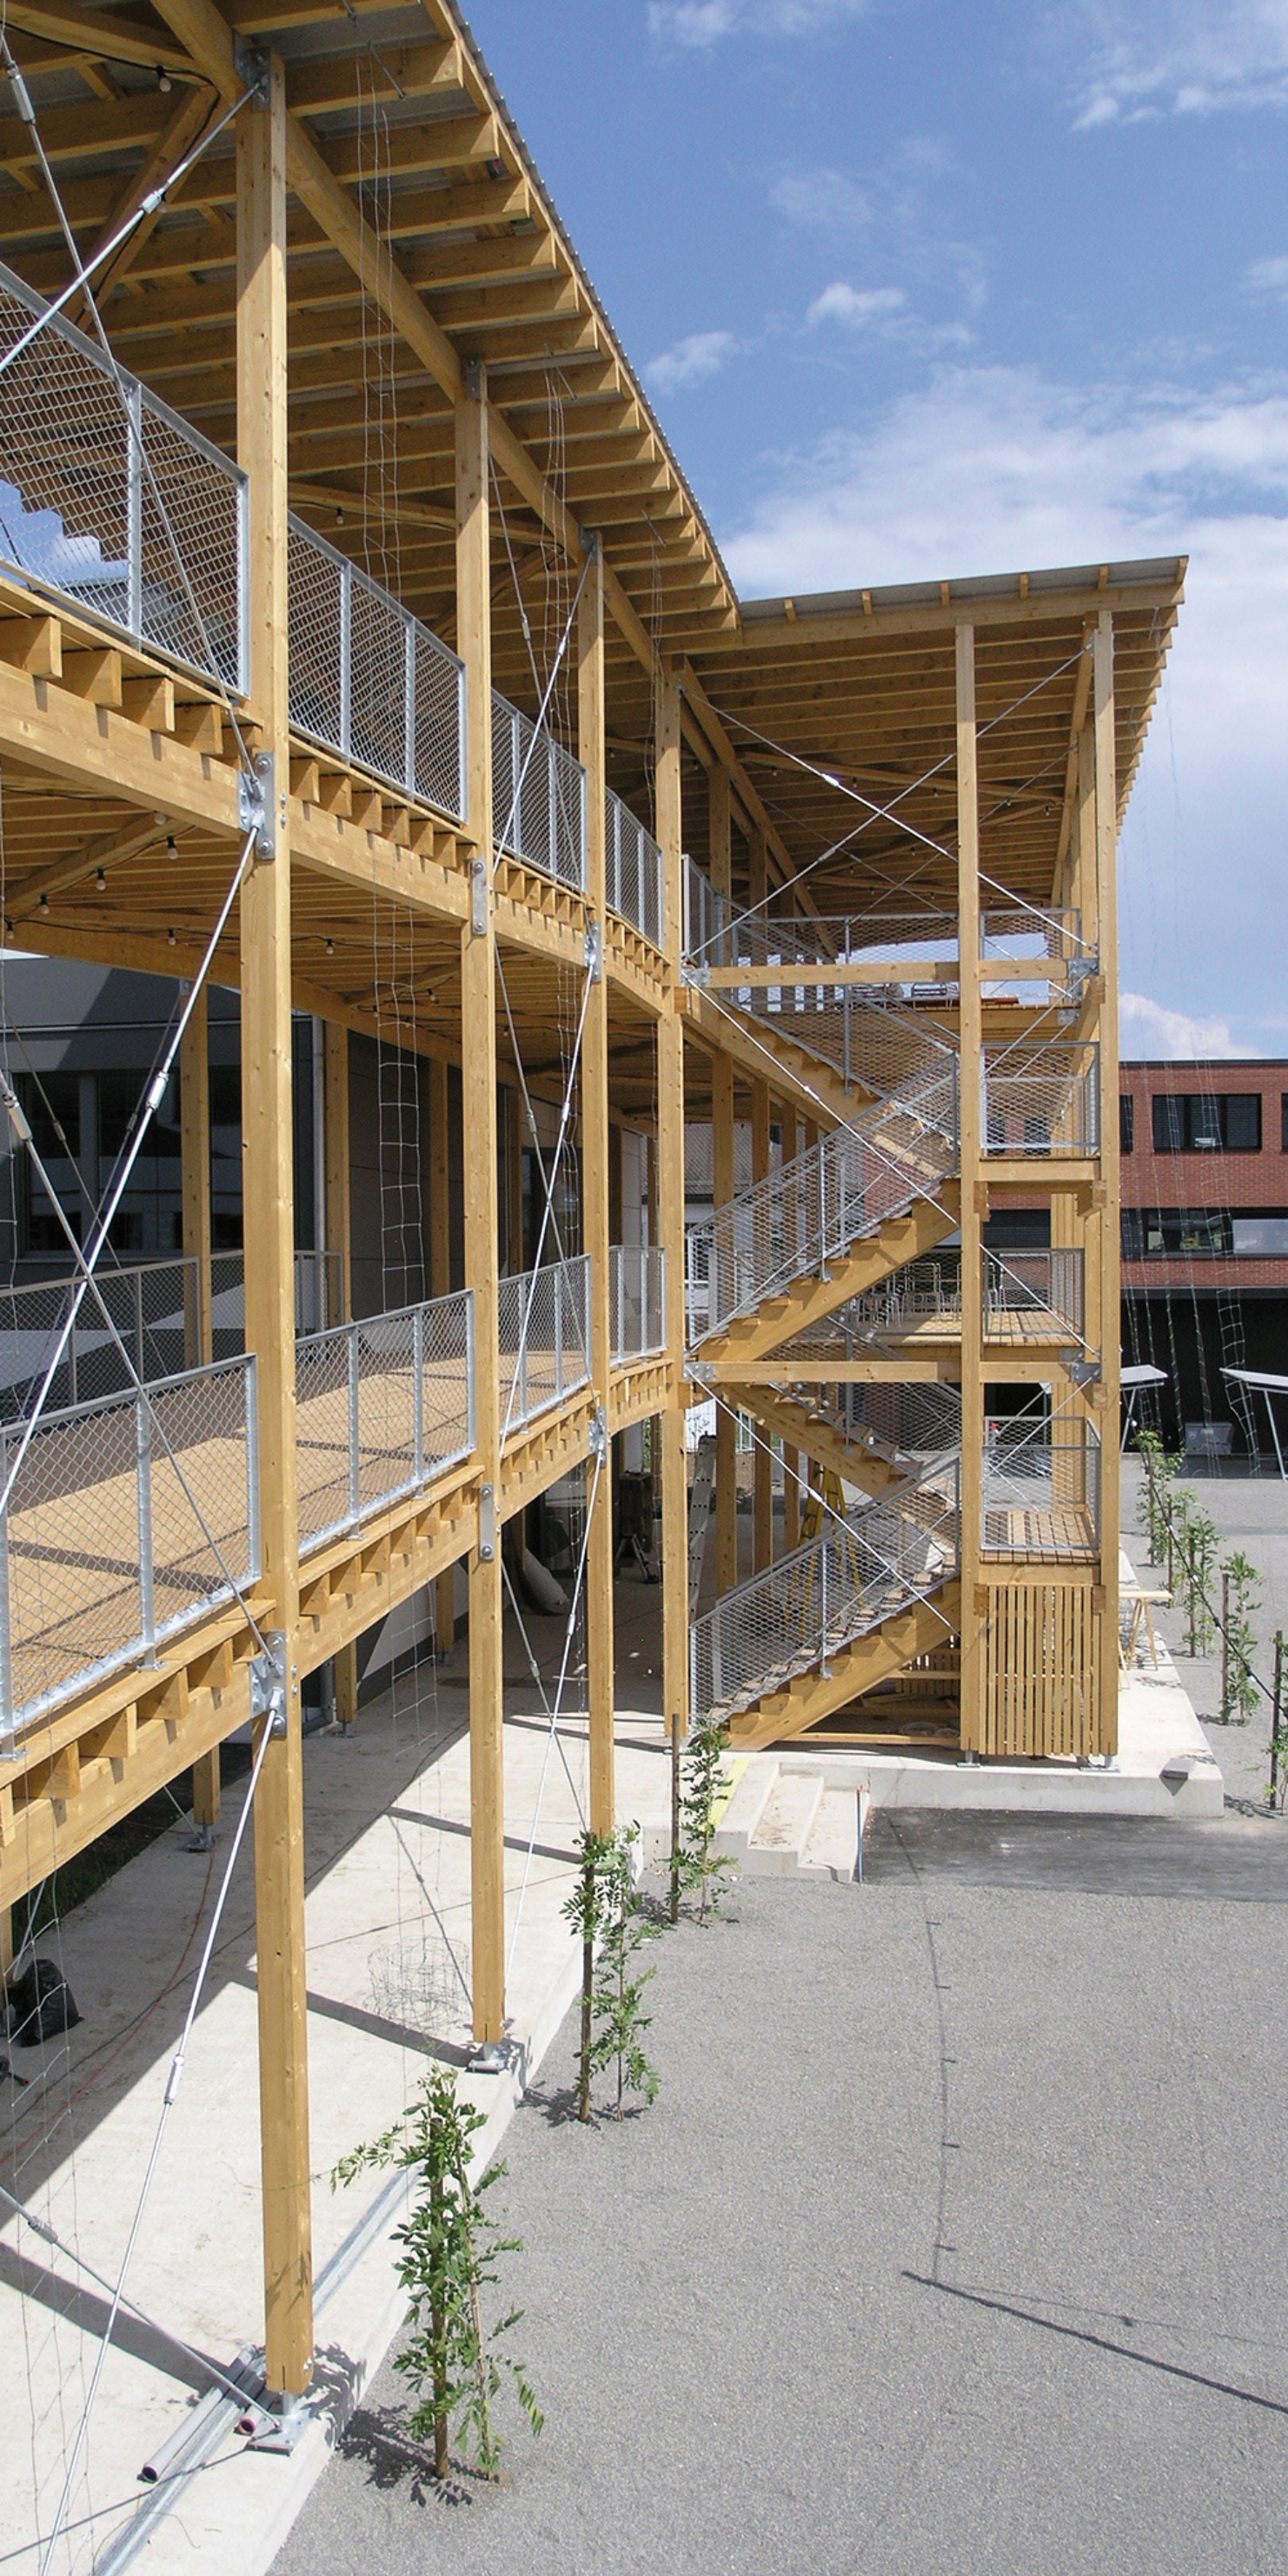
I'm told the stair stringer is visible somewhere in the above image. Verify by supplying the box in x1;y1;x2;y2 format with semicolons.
727;1580;963;1752
721;1378;907;1497
694;1186;960;1368
681;983;873;1132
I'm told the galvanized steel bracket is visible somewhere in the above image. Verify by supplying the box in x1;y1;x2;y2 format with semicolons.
584;921;603;982
249;1630;288;1736
238;752;277;863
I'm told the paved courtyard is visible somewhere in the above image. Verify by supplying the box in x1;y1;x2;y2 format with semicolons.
275;1816;1288;2576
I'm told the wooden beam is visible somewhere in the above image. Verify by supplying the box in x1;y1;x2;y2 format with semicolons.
655;666;688;1744
579;533;614;1835
457;363;506;2046
955;624;985;1759
1093;607;1119;1753
3;0;195;72
236;50;313;2405
428;1054;455;1656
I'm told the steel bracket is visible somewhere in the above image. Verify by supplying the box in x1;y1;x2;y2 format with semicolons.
478;1482;496;1564
249;1630;288;1736
234;38;271;105
471;853;489;936
589;1406;608;1466
238;752;278;863
584;920;603;982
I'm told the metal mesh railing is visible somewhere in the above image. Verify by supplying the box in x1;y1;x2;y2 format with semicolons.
690;1460;959;1728
209;1249;345;1346
0;259;246;691
841;1380;963;1463
498;1256;591;1437
716;983;957;1102
687;1062;959;1349
981;906;1084;962
288;516;465;819
0;1353;258;1739
606;788;664;946
0;1258;202;1422
982;1417;1101;1558
683;891;1088;976
610;1245;666;1364
983;1042;1100;1157
492;693;587;890
986;1248;1085;1340
295;1288;474;1554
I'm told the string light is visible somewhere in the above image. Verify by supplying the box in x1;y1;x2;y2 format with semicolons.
166;835;178;861
96;869;106;892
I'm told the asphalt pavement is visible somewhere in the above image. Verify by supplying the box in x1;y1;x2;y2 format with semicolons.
273;1841;1288;2576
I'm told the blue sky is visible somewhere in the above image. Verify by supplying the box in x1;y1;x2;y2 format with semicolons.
468;0;1288;1056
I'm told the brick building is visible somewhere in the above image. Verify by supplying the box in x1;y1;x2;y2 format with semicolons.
1119;1058;1288;1450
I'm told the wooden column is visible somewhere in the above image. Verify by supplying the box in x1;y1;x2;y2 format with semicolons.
322;1020;357;1725
656;666;689;1743
748;826;772;1573
428;1055;455;1656
237;50;312;2400
1093;608;1120;1751
711;1051;736;1593
180;986;212;1369
954;624;986;1757
707;765;737;1592
751;1083;773;1572
181;988;220;1828
780;1105;800;1552
579;535;615;1833
457;366;505;2042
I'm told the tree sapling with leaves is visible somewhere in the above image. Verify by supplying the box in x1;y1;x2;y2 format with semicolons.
1220;1550;1262;1724
562;1827;616;2122
590;1823;661;2116
674;1715;737;1922
334;2068;541;2481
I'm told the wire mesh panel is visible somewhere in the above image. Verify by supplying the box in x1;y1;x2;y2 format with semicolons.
492;692;588;890
983;1043;1100;1157
985;1248;1085;1340
610;1246;666;1363
0;260;246;692
690;1464;959;1729
982;1417;1101;1559
981;906;1084;963
843;1381;963;1462
606;790;665;946
295;1288;474;1554
0;1258;202;1423
0;1354;257;1739
207;1249;345;1351
286;515;466;820
498;1257;591;1437
687;1061;959;1349
720;985;958;1103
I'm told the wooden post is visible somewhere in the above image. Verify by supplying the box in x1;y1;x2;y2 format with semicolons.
780;1106;800;1552
322;1019;358;1724
428;1055;455;1656
323;1021;350;1318
1093;607;1121;1754
707;764;737;1593
457;364;505;2043
180;984;212;1369
711;1050;736;1594
579;534;615;1835
955;624;986;1757
748;827;772;1574
237;50;312;2400
656;664;689;1745
181;986;220;1830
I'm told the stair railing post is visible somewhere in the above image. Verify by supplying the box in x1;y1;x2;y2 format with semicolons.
136;1386;156;1664
347;1320;361;1524
413;1301;425;1485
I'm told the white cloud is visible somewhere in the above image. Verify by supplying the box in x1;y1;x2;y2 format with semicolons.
1119;994;1242;1058
648;0;869;43
1055;1;1288;124
718;362;1288;1035
771;168;870;228
1247;252;1288;294
644;328;745;394
807;282;906;328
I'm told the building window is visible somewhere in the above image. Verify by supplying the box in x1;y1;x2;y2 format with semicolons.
1282;1093;1288;1152
1231;1216;1288;1256
18;1071;83;1253
1122;1208;1233;1257
1152;1092;1262;1152
1119;1095;1134;1153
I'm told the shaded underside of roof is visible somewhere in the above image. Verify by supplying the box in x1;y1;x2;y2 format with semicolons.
0;0;1185;907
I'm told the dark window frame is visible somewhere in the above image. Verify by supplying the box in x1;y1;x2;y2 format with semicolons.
1151;1092;1262;1153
